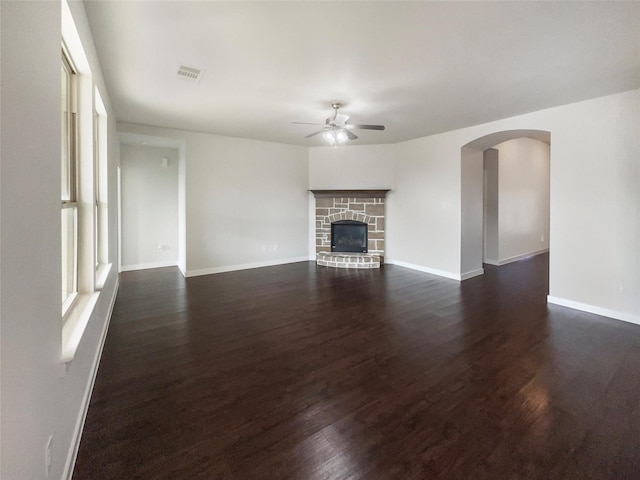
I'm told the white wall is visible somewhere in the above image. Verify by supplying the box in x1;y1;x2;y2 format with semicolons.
460;147;485;277
483;149;499;262
120;144;179;270
390;89;639;322
545;91;639;322
0;1;120;479
308;144;395;189
178;144;187;274
118;123;310;276
494;137;550;263
387;130;464;277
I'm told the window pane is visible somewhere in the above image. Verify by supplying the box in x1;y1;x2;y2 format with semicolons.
61;62;70;201
93;97;109;269
62;207;77;303
94;111;99;267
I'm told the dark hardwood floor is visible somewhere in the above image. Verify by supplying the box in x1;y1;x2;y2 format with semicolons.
73;254;640;479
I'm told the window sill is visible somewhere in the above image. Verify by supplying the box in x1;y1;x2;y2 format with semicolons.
61;292;99;363
62;291;79;317
95;262;112;290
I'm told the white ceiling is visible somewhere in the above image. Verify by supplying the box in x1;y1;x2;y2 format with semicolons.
84;1;640;146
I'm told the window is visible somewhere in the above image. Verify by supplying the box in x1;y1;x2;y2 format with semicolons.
61;0;111;361
94;88;109;287
61;49;78;311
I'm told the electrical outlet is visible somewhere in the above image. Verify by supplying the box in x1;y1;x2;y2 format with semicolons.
261;245;267;253
45;435;53;477
273;244;279;252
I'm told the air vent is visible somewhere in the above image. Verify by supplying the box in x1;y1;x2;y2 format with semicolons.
177;65;204;82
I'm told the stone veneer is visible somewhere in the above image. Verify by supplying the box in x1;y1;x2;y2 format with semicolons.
316;252;381;269
312;190;389;268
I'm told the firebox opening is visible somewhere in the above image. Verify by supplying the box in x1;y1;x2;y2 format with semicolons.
331;220;368;253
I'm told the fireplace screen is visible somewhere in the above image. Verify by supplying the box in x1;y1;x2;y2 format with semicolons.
331;220;368;253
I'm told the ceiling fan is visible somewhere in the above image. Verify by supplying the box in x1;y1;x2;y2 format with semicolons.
293;103;385;144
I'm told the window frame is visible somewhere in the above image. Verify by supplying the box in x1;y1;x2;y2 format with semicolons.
93;107;100;270
61;47;79;314
93;87;110;289
61;0;114;363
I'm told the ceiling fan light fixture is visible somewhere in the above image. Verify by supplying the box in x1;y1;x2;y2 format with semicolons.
323;130;336;144
322;128;349;145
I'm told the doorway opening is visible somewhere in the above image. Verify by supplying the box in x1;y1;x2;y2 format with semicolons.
461;129;551;280
117;132;186;275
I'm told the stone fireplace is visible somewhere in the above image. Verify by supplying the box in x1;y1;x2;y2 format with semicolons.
311;190;389;269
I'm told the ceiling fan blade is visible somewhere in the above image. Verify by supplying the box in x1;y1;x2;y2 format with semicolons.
334;113;349;125
344;129;358;140
292;122;326;126
305;130;325;138
346;124;386;131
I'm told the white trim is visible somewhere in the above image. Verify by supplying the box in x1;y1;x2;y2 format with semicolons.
547;295;640;326
385;259;461;280
62;291;79;317
486;249;549;266
185;256;310;278
63;279;118;480
177;262;187;277
62;0;90;74
61;292;100;362
120;261;178;272
461;268;484;280
95;262;112;290
117;165;122;274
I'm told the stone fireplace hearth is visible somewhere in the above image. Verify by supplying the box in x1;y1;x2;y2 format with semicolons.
311;190;389;269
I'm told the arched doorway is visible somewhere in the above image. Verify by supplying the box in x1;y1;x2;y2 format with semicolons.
460;129;551;278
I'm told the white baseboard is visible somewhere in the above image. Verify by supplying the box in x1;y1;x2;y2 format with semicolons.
177;262;187;277
547;295;640;326
385;259;461;280
185;256;310;277
63;278;119;480
461;268;484;280
486;249;549;266
120;261;178;272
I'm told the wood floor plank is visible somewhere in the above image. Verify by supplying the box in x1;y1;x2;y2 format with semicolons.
73;255;640;479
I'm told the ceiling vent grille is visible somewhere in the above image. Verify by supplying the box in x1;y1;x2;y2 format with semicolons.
177;65;204;82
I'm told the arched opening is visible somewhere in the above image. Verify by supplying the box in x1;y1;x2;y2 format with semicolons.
460;129;551;279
